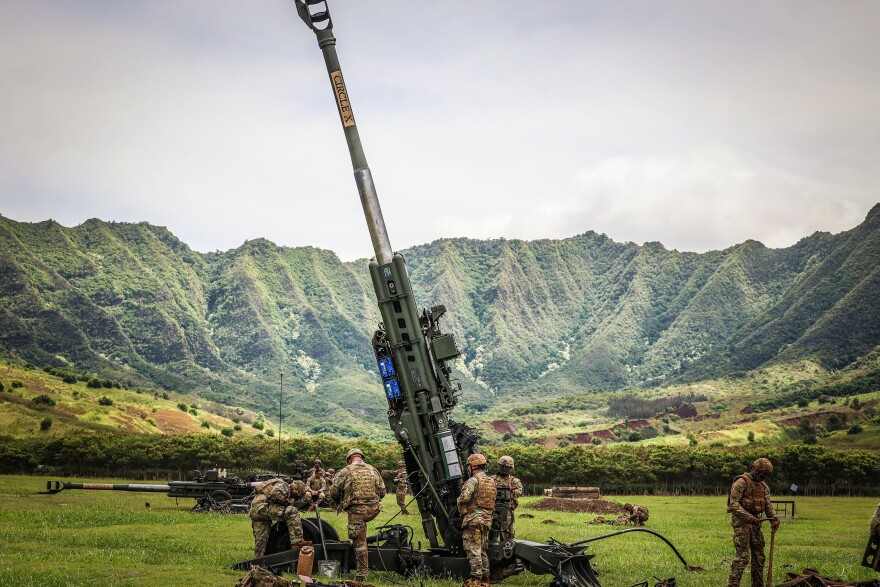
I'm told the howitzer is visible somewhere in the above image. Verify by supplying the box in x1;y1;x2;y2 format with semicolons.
236;2;696;585
42;469;277;513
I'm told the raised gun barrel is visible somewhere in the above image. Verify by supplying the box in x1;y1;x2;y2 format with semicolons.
296;0;475;551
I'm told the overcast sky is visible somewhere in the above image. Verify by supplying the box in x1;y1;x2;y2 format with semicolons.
1;1;878;261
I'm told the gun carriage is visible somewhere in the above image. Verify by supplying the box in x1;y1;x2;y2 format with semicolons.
235;3;697;586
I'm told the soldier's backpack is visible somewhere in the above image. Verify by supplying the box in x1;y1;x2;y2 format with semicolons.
236;565;292;587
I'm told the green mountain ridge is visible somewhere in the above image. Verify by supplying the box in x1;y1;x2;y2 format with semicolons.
1;205;879;435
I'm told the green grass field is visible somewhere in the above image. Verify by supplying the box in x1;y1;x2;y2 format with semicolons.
0;475;877;587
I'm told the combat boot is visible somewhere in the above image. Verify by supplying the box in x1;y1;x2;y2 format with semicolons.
481;573;492;587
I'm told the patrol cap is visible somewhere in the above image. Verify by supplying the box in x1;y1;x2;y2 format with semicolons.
753;458;773;475
498;455;514;468
397;460;406;467
346;448;364;461
466;453;487;467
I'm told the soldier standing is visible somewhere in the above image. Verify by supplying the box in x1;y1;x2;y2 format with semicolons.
329;448;386;584
248;477;311;558
871;503;880;539
392;460;411;515
623;503;649;526
456;453;496;587
490;455;523;541
727;458;780;587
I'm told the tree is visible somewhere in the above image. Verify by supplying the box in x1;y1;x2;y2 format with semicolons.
747;431;755;444
40;417;52;431
98;396;113;406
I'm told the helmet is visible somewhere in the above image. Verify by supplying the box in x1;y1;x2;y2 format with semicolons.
327;468;335;475
314;459;322;465
623;503;633;510
466;453;487;467
498;456;514;469
346;448;364;461
398;460;406;467
753;458;773;475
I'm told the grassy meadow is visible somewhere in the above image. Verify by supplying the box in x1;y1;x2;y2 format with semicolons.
1;475;877;587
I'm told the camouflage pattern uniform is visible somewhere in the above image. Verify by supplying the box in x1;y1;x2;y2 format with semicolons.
490;460;522;541
329;449;385;582
727;460;778;587
305;471;329;510
457;456;496;585
393;461;411;515
624;503;649;526
248;478;307;558
872;504;880;538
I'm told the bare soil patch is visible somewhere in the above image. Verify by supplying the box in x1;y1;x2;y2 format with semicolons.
533;497;626;515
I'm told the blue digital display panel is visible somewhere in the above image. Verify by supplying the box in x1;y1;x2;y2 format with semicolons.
378;357;395;378
384;378;401;399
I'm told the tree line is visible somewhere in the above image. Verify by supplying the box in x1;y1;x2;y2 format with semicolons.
1;432;877;496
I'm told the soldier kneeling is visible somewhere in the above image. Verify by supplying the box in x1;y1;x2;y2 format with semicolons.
249;477;311;558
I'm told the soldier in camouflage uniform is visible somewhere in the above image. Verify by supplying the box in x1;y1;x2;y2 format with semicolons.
456;453;496;587
392;460;411;515
490;455;522;541
726;458;780;587
305;467;329;511
329;447;386;583
871;503;880;539
623;503;649;526
248;477;311;558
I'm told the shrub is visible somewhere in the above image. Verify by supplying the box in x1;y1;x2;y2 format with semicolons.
11;380;23;389
161;392;170;400
32;394;56;407
98;396;113;406
147;418;157;427
233;424;242;431
847;424;864;435
747;431;755;444
266;429;275;437
62;374;77;384
87;378;103;389
627;432;642;442
40;417;52;431
591;437;602;445
177;403;188;412
252;420;264;430
189;408;198;416
0;381;4;392
802;434;817;445
797;398;809;408
190;403;198;409
688;433;698;447
220;427;234;437
201;421;211;429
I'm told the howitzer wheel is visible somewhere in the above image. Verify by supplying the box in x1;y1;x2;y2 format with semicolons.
210;490;233;513
266;517;340;556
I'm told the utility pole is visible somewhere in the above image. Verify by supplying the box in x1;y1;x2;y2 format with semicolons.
278;373;283;475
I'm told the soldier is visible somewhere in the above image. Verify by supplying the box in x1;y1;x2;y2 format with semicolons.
392;460;411;515
248;477;311;558
329;448;386;584
305;467;329;511
308;458;323;478
623;503;649;526
490;455;523;541
726;458;780;587
456;453;496;587
872;504;880;538
326;468;336;484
